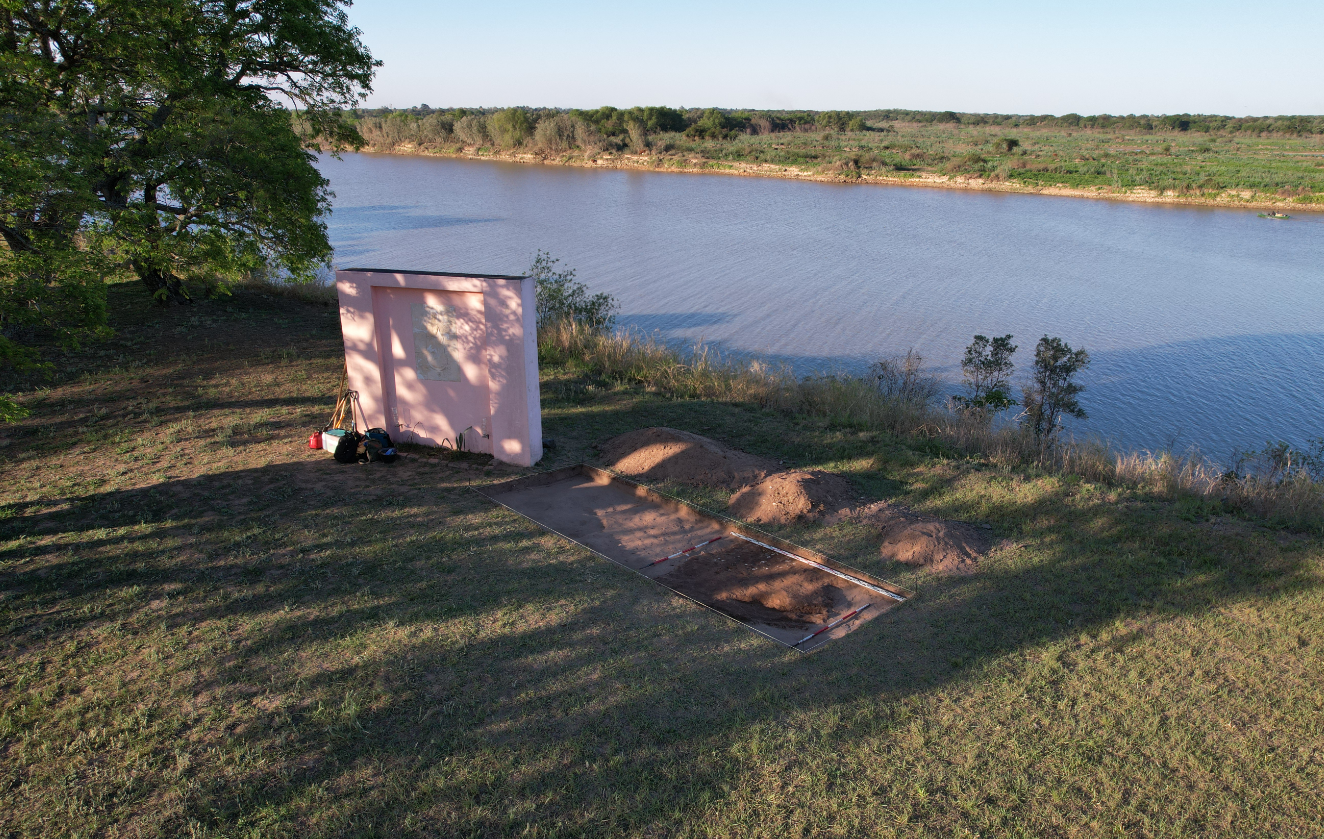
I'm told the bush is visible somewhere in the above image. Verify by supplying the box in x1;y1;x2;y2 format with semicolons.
869;349;941;407
489;108;534;149
685;109;746;140
533;114;582;153
952;334;1017;416
817;111;852;132
528;251;617;332
1021;336;1089;443
454;114;489;147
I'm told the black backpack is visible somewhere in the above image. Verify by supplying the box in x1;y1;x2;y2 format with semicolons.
333;431;363;464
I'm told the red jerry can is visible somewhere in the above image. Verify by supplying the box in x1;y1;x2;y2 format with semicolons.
307;431;322;450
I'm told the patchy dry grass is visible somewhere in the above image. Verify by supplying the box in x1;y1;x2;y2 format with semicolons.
1;285;1322;837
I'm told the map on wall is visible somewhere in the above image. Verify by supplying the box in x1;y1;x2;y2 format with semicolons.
411;303;461;382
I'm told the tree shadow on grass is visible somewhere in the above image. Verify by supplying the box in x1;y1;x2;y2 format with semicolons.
2;444;1318;835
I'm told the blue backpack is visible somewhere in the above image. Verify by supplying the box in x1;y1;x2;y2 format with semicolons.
363;427;397;463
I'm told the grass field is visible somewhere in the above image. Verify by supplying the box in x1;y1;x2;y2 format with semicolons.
665;123;1324;200
2;284;1322;837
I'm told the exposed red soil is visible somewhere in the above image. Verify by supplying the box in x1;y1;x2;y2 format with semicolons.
727;470;859;525
842;502;990;575
599;427;991;575
600;427;777;489
656;538;846;628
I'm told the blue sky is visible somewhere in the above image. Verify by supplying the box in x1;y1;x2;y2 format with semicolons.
345;1;1324;116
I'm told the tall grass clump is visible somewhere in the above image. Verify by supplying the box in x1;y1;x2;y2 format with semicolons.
540;318;1324;531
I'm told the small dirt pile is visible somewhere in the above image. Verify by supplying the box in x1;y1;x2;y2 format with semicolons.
600;427;777;489
657;539;846;628
601;426;990;575
727;470;859;525
846;501;989;575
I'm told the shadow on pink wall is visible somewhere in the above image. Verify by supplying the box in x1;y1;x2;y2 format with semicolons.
336;269;542;467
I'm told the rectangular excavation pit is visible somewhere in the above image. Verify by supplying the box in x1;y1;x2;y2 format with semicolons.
476;464;910;651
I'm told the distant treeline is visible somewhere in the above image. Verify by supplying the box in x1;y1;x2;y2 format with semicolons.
347;106;875;153
348;105;1324;154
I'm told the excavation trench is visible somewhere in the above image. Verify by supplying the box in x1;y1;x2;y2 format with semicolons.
476;465;908;651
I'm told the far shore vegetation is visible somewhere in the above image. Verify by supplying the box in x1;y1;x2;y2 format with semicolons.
344;105;1324;208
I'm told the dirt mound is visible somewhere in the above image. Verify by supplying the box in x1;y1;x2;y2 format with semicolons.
657;539;846;628
600;427;777;489
727;470;858;525
846;501;988;575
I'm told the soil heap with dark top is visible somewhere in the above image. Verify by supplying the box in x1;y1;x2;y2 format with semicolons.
726;470;859;525
600;427;778;489
842;501;990;575
657;539;846;628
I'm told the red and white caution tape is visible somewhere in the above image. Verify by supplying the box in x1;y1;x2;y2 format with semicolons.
793;603;872;647
730;533;905;601
646;535;726;567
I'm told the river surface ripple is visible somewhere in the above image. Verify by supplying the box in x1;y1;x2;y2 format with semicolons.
317;152;1324;460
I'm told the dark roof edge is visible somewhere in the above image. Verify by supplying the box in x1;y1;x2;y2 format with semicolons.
339;268;528;281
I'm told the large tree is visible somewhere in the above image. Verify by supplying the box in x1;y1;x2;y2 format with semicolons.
0;0;376;315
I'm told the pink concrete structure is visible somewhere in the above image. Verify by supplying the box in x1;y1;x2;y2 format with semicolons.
335;268;542;466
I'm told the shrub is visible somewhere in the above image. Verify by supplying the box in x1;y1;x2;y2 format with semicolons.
533;114;582;153
952;334;1017;416
817;111;852;132
489;108;534;149
685;109;747;140
869;349;941;407
627;121;648;153
944;153;987;174
0;394;27;424
528;251;617;332
454;114;490;147
1021;336;1089;443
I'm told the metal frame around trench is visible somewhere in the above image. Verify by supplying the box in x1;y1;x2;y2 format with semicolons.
472;463;913;653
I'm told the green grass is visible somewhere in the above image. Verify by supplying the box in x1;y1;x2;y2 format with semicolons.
1;285;1322;836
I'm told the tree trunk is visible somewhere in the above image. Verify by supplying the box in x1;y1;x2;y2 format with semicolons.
134;263;191;305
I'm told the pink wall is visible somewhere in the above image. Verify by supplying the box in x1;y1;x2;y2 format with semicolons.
336;269;543;467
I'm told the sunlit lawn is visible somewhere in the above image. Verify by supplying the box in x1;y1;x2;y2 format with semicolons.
1;285;1320;837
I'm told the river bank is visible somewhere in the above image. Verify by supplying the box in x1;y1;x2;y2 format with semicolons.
355;143;1324;213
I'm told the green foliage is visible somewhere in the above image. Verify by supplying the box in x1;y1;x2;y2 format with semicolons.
816;111;861;132
685;109;748;140
453;114;490;147
1021;336;1090;442
995;137;1021;153
528;251;618;333
1;0;378;308
1232;438;1324;483
489;108;534;148
571;106;687;138
0;393;25;423
952;334;1017;416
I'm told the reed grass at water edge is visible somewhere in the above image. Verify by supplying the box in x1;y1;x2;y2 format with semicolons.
540;321;1324;532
